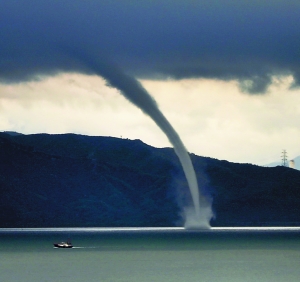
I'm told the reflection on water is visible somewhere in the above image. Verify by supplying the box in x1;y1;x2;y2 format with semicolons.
0;228;300;282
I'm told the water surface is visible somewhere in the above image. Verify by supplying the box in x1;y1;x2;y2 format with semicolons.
1;228;299;282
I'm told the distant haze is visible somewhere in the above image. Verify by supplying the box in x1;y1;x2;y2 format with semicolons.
266;155;300;170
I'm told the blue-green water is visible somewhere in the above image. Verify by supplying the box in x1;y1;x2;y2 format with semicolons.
1;228;299;281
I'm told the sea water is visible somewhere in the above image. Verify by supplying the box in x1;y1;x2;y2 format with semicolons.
0;227;299;282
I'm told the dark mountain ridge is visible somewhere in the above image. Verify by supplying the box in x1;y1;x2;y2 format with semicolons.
1;132;300;227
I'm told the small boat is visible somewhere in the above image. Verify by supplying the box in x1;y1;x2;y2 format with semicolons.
53;239;73;248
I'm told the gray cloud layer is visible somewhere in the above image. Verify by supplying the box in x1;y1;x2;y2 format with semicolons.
1;0;299;93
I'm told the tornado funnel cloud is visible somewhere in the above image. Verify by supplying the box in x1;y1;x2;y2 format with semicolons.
77;54;212;228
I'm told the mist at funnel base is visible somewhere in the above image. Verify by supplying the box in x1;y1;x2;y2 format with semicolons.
183;205;213;230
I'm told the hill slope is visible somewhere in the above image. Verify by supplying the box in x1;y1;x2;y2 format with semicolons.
1;132;300;227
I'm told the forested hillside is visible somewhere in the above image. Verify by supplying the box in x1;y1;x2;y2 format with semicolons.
1;132;300;227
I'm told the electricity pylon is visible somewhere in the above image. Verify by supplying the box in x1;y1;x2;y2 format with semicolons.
281;150;288;167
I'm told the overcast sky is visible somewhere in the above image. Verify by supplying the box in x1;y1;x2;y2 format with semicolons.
1;1;299;165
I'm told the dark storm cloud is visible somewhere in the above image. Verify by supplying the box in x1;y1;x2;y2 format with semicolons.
0;0;299;93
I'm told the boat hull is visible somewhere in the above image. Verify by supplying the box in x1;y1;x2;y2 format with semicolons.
53;243;73;248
